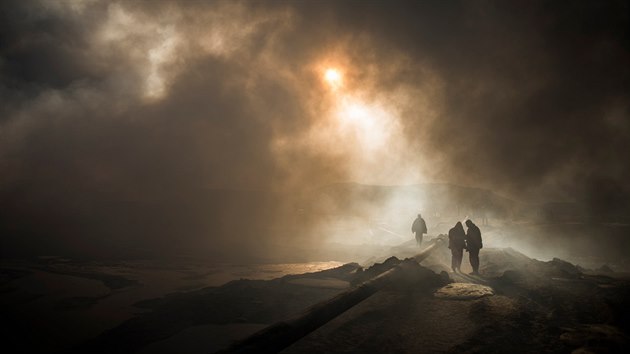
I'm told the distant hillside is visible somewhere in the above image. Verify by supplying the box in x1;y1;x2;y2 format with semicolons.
309;182;519;220
0;188;277;260
303;182;601;224
0;182;599;261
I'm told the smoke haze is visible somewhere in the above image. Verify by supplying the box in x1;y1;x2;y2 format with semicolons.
1;0;628;262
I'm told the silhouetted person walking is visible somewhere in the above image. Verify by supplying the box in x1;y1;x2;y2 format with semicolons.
411;213;427;247
465;219;483;275
448;222;466;273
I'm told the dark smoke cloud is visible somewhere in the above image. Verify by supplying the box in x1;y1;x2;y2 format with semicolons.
316;0;630;202
0;0;628;259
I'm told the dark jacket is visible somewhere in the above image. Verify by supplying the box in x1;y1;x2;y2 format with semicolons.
448;224;466;250
465;223;483;250
412;217;427;234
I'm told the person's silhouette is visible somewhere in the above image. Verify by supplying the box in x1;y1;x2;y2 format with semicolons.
411;213;427;247
448;222;466;272
465;219;483;275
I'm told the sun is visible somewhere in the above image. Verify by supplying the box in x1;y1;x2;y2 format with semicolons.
324;68;342;89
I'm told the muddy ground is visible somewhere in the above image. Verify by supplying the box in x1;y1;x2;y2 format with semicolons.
58;244;630;353
283;248;630;353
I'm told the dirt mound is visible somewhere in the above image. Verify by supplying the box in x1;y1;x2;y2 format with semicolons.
434;283;494;300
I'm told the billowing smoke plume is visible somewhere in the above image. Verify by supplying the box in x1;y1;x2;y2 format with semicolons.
1;0;628;261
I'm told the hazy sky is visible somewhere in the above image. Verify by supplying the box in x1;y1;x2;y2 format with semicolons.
1;0;628;258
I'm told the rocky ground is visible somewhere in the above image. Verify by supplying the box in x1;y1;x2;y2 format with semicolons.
60;244;630;353
0;258;344;353
67;263;360;353
283;248;630;353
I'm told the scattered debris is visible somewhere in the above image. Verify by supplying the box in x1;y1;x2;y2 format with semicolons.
434;283;494;300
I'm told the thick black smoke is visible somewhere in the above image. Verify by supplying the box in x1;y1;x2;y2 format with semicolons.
317;0;630;203
0;0;628;260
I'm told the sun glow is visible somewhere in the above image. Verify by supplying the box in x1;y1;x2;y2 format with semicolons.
324;68;342;89
318;64;394;151
336;98;391;150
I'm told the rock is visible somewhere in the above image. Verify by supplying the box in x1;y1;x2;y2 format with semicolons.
548;258;582;278
434;283;494;300
286;278;349;289
388;259;450;291
560;324;628;353
598;264;614;273
351;256;401;286
439;271;450;284
498;269;523;283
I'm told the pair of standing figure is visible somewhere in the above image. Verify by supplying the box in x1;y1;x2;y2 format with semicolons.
448;220;483;275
